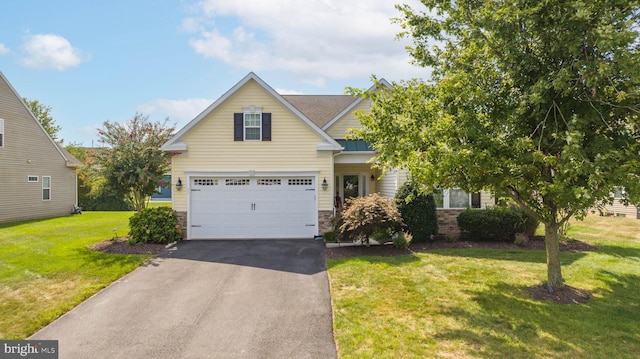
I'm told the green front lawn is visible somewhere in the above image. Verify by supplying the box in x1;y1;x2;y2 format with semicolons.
328;215;640;358
0;212;152;339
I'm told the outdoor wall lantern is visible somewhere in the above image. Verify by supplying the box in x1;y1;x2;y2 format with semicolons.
321;177;328;191
176;178;183;191
370;173;376;181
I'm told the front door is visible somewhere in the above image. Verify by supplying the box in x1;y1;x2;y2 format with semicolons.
335;174;368;206
343;175;360;200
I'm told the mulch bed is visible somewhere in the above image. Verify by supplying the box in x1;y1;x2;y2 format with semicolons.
89;238;168;255
527;284;591;304
324;235;597;259
325;235;597;304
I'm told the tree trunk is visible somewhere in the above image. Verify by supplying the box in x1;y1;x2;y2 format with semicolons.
132;191;144;212
544;220;564;289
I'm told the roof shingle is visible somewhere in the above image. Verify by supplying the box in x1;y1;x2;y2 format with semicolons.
282;95;356;128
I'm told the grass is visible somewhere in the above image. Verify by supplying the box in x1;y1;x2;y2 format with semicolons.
327;215;640;358
146;201;171;209
0;212;153;339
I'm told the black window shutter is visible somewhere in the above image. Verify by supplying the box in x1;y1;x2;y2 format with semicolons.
262;113;272;141
471;192;481;208
233;113;243;141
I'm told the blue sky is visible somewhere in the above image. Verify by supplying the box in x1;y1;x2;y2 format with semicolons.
0;0;427;146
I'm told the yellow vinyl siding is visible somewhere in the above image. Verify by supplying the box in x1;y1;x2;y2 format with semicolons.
377;169;399;198
480;190;495;208
0;75;77;223
393;168;411;189
325;99;371;139
172;79;333;211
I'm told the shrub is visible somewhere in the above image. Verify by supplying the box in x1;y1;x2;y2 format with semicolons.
445;233;459;243
514;233;529;247
330;211;346;242
513;205;541;237
393;233;409;249
79;189;133;211
457;207;525;241
338;193;403;245
372;228;393;243
395;181;438;242
128;207;182;244
323;231;337;243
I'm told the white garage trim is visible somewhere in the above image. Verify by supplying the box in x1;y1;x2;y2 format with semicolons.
185;171;319;239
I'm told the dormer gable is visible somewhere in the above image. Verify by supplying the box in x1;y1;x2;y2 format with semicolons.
161;72;342;152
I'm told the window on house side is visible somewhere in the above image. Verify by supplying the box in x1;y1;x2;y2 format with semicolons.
0;118;4;148
244;113;261;140
42;176;51;201
449;189;470;208
28;175;38;182
435;188;472;209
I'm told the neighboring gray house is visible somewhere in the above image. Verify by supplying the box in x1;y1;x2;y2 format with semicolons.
0;71;80;223
598;187;640;219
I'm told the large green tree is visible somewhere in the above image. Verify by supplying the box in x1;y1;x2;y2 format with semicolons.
95;113;175;211
351;1;640;289
23;98;62;142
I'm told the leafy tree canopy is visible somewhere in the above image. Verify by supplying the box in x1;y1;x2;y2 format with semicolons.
94;113;175;211
350;0;640;288
23;98;62;143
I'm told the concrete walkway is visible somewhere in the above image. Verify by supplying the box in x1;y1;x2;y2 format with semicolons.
31;239;337;359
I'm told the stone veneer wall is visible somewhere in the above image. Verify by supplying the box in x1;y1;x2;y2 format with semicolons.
175;211;187;239
318;210;334;235
437;209;464;235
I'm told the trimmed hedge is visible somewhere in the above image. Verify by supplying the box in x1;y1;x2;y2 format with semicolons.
395;181;438;242
457;207;525;241
128;207;182;244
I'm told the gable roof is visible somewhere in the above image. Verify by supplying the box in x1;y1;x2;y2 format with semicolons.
161;72;343;151
282;95;356;128
321;78;392;131
0;71;80;168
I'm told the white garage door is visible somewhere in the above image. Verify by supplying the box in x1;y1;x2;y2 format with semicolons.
189;177;317;239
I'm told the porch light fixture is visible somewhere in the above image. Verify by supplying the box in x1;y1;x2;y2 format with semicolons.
176;178;183;191
321;177;328;191
370;174;375;181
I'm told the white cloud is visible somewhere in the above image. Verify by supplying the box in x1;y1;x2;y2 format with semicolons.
276;88;304;95
20;34;89;71
0;43;9;55
184;0;428;87
137;98;212;128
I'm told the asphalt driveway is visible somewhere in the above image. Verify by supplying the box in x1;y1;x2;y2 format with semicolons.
30;239;337;358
